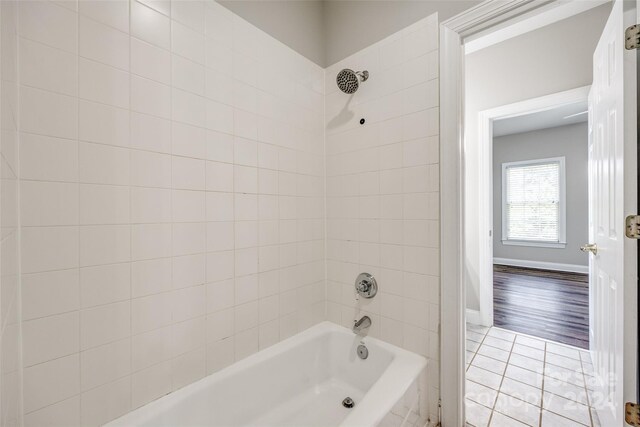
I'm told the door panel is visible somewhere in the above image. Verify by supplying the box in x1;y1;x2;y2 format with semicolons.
588;0;636;424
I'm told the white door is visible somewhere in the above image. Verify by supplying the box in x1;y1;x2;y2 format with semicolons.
588;0;637;424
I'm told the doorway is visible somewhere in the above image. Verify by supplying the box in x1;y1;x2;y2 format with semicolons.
439;0;638;425
486;96;591;350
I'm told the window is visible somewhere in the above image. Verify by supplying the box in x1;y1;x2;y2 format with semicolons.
501;157;566;248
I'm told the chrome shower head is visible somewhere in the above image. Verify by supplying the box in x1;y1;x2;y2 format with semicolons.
336;69;369;94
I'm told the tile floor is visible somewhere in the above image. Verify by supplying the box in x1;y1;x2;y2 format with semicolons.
465;323;601;427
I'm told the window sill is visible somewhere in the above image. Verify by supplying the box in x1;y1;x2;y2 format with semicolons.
501;240;567;249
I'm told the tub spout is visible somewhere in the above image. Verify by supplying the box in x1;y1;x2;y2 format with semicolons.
352;316;371;334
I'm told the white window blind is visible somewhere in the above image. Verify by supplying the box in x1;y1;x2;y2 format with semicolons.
503;158;565;244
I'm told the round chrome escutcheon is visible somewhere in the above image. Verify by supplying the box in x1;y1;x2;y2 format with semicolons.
357;344;369;359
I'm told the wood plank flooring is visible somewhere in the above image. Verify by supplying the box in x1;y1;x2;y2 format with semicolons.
493;264;589;349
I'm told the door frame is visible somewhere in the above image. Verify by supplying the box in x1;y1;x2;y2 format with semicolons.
473;86;591;326
439;1;636;425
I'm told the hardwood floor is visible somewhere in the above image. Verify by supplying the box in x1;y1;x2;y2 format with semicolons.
493;264;589;349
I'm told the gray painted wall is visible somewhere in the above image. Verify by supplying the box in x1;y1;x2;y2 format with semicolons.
323;0;478;66
217;0;480;67
493;123;589;267
218;0;326;66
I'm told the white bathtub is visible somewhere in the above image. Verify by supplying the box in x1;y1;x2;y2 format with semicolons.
107;321;427;427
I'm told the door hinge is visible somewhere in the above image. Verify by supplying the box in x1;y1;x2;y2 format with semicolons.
626;25;640;50
625;215;640;239
626;402;640;425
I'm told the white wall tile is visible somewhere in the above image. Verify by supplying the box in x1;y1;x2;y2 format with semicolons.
23;396;80;427
132;258;172;298
21;269;79;321
80;263;131;308
79;58;129;108
131;150;172;188
79;100;130;147
79;0;129;34
172;20;204;64
80;301;131;350
80;338;131;391
131;37;171;85
132;326;172;371
172;254;205;289
131;224;172;260
18;0;77;53
80;184;130;225
132;361;172;408
79;142;130;185
21;226;79;274
22;312;79;367
172;122;206;159
132;293;172;334
131;112;172;153
23;354;80;413
80;377;131;426
21;181;78;226
131;0;170;49
19;38;77;96
79;225;131;266
131;75;171;119
131;187;172;223
79;16;129;70
20;86;78;139
20;133;78;182
16;3;328;425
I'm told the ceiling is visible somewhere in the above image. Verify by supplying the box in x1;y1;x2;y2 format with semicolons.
493;101;589;138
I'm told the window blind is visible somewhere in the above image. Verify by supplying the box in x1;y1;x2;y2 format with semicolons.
504;161;561;242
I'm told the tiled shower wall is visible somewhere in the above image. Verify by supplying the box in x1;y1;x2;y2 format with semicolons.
1;1;22;426
15;0;324;425
325;14;440;423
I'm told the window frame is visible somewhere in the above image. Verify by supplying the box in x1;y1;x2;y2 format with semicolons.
501;156;567;248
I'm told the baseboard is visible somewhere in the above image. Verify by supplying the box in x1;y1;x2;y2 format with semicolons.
466;309;481;325
493;257;589;274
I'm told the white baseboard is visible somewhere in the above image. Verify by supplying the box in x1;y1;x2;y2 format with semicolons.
493;257;588;274
466;309;481;325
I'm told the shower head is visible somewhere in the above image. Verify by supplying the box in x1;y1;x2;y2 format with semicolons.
336;69;369;94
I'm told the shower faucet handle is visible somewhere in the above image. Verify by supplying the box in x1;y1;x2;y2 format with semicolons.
355;273;377;299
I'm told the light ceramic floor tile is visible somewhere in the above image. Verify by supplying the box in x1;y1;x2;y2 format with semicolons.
484;336;514;351
468;330;488;343
544;376;589;405
494;393;541;427
512;343;545;361
473;354;507;375
546;353;583;371
468;339;482;353
544;364;584;387
466;398;492;427
500;377;542;407
487;328;516;342
590;408;600;427
478;344;510;363
505;364;543;389
489;411;530;427
467;365;503;390
541;409;588;426
467;379;499;408
515;335;546;350
468;323;490;334
543;392;591;426
509;353;544;372
547;342;581;360
466;324;596;427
